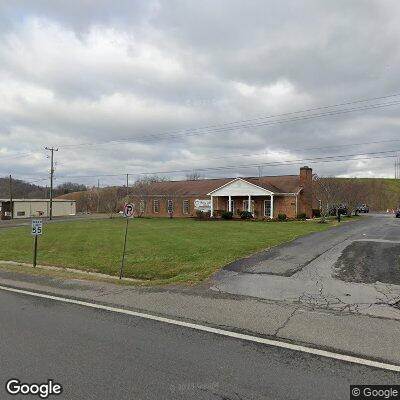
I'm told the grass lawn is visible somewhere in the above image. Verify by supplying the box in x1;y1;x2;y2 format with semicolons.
0;217;342;284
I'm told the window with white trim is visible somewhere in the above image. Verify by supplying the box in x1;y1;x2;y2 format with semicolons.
264;198;272;217
183;199;190;214
153;199;159;213
167;199;174;213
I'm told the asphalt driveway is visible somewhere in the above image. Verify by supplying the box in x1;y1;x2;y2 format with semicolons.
212;214;400;320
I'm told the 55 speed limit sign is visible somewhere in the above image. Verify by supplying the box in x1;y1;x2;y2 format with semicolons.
31;219;43;236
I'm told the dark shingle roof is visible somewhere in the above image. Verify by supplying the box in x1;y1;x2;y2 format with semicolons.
129;175;301;196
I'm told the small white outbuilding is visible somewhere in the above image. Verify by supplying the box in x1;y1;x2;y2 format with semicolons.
0;199;76;219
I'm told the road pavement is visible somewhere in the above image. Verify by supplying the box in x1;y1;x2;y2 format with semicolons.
0;289;398;400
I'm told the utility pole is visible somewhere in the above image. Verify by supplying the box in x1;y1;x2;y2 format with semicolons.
9;174;13;219
396;155;400;179
258;166;263;179
126;173;129;198
45;147;58;220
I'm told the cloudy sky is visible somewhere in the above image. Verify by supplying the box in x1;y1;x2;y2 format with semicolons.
1;0;400;187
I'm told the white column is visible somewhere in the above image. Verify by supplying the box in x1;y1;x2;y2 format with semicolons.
270;194;274;219
228;195;232;212
210;195;214;217
248;195;251;212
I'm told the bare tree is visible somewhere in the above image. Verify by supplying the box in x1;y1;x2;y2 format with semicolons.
339;180;369;215
185;170;202;180
313;175;339;222
98;187;123;217
130;175;166;217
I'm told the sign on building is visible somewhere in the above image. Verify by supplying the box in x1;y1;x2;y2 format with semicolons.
31;219;43;236
194;199;211;212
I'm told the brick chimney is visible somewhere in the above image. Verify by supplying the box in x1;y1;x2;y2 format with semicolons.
299;166;313;217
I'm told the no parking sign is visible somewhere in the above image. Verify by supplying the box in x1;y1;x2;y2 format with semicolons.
123;203;134;218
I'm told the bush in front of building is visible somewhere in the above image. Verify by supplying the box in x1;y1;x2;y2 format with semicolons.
278;213;287;221
240;211;253;220
221;211;233;220
297;212;307;221
195;210;211;220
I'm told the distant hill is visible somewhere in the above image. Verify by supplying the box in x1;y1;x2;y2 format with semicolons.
0;177;46;199
0;177;87;199
328;178;400;211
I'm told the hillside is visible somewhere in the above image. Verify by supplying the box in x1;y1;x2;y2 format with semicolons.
0;177;46;199
59;178;400;213
0;177;87;200
331;178;400;211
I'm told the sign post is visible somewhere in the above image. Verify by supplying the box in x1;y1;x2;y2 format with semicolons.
31;219;43;267
119;203;134;279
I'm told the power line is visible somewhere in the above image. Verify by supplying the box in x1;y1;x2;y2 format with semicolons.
58;137;400;167
10;138;400;183
50;148;400;180
58;94;400;149
0;152;35;160
11;152;398;185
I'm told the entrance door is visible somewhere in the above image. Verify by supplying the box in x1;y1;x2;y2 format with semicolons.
242;200;255;214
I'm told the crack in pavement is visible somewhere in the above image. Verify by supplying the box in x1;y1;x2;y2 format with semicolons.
273;307;300;337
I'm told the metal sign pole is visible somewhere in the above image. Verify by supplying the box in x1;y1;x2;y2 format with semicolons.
33;235;38;267
119;217;129;279
31;219;42;267
119;203;134;280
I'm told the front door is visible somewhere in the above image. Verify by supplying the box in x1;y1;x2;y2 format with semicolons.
242;200;255;215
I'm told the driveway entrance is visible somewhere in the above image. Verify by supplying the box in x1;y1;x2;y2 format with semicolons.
212;214;400;320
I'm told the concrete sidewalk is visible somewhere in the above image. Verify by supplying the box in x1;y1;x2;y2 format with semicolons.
0;268;399;366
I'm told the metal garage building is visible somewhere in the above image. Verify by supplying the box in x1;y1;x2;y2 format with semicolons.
0;199;76;219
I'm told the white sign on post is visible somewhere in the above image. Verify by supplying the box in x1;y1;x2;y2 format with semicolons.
194;199;211;212
123;203;135;218
31;219;43;236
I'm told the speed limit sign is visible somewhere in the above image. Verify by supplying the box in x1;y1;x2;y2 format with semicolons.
123;203;134;218
31;219;43;236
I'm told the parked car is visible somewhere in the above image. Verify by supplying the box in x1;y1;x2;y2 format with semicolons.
396;210;400;218
356;204;369;213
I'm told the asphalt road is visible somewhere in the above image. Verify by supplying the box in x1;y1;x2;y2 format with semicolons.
0;290;398;400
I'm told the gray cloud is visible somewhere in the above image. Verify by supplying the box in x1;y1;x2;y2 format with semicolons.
0;0;400;186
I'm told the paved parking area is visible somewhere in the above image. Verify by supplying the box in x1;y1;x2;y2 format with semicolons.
212;214;400;320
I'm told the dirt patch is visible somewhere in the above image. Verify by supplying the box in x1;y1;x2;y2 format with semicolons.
334;241;400;285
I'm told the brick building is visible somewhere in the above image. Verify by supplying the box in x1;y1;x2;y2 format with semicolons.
129;166;314;219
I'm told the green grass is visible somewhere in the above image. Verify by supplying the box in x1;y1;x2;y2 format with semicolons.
0;217;340;284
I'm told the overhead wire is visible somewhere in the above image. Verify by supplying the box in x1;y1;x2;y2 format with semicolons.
58;95;400;148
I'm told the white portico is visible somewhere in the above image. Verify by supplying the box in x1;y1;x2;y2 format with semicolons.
207;178;274;218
